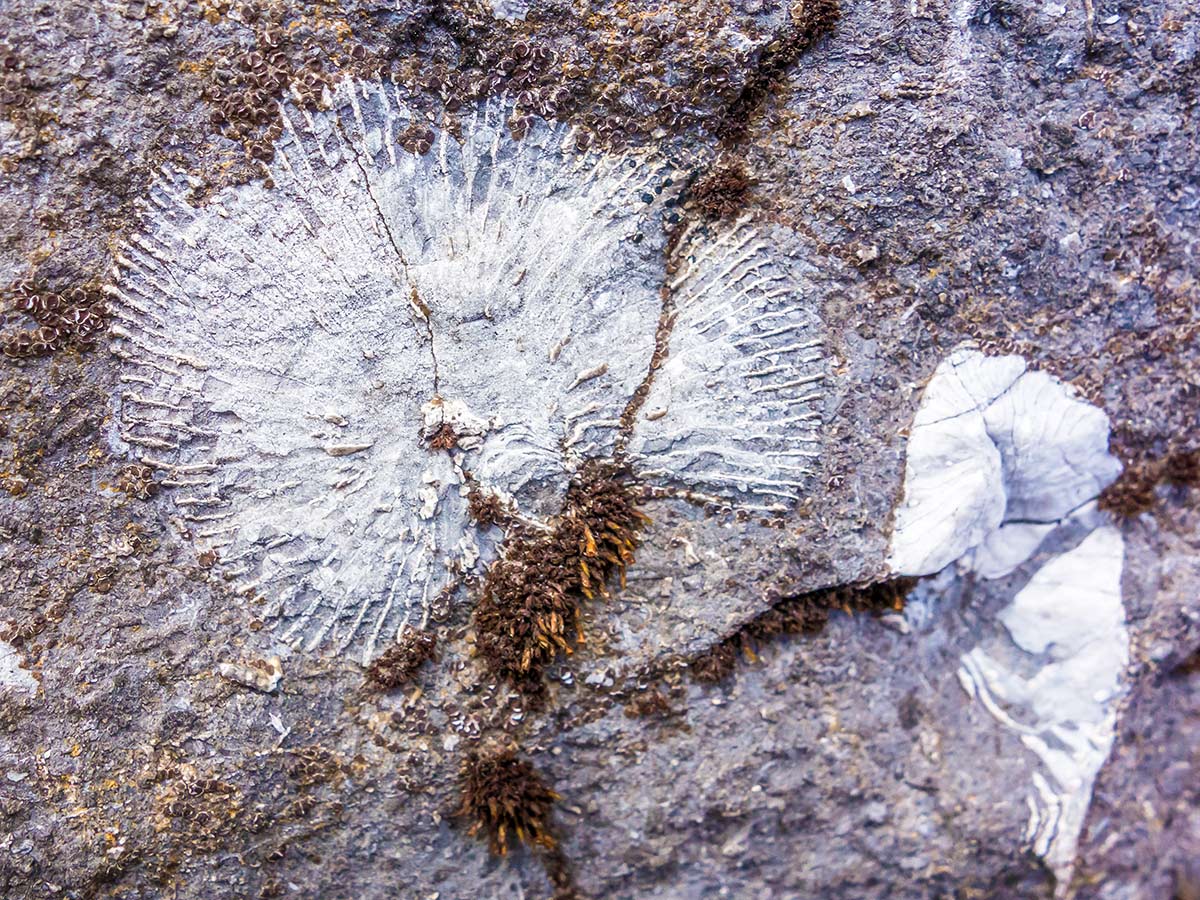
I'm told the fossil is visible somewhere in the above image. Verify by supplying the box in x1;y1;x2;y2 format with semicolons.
887;345;1121;578
888;346;1129;886
958;524;1128;887
105;78;827;663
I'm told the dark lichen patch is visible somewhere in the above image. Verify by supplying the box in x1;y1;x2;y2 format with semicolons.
1162;450;1200;488
424;422;461;450
1099;448;1199;518
689;577;917;684
1169;645;1200;679
77;745;351;893
200;2;330;175
0;43;57;168
456;747;560;856
690;158;755;221
115;463;161;501
0;278;107;360
717;0;840;145
472;459;648;699
364;628;438;690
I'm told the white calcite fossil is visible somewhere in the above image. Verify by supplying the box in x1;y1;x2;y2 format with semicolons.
0;639;37;694
628;222;826;507
105;79;826;662
888;346;1129;889
888;346;1121;578
958;525;1128;889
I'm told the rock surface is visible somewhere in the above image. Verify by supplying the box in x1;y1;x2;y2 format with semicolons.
0;1;1197;899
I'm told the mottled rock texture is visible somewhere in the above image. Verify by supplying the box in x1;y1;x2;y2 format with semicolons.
0;1;1197;899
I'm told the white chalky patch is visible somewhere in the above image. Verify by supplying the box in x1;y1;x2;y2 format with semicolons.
889;345;1129;889
888;346;1121;577
958;526;1128;890
105;78;826;662
0;640;36;693
489;0;531;20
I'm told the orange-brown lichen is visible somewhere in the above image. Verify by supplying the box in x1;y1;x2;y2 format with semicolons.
115;463;160;500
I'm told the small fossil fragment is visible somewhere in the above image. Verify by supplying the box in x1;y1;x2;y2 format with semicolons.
218;655;283;693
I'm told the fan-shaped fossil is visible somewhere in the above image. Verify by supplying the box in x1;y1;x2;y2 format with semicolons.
105;79;827;662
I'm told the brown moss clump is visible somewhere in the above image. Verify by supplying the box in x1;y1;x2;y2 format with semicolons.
473;459;648;697
466;484;516;529
793;0;842;44
1099;449;1199;518
364;628;437;689
690;642;740;685
691;159;753;220
690;577;917;684
457;749;560;856
624;687;673;718
1162;450;1200;487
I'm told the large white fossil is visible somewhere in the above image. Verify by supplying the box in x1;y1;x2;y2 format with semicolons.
887;346;1128;890
105;78;827;663
888;346;1122;578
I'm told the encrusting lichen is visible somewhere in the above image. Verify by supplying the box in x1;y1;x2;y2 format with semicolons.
472;459;649;699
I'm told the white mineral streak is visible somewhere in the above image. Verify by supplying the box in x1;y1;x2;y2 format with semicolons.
958;527;1128;891
888;346;1121;577
106;78;826;662
0;640;37;693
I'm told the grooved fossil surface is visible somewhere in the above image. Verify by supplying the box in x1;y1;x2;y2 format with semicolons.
105;78;826;661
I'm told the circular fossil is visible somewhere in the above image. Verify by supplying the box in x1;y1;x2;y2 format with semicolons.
105;78;826;662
